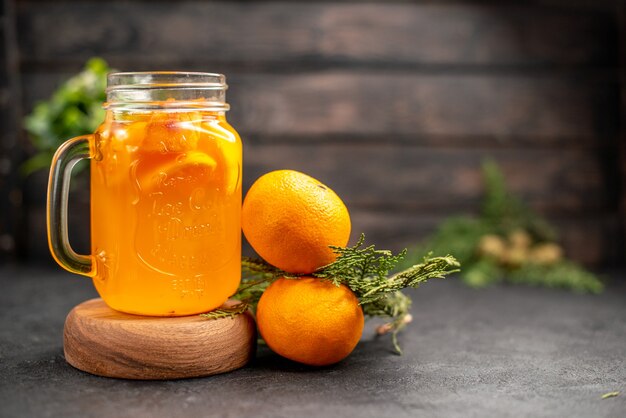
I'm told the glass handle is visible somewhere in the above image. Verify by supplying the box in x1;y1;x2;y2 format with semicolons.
46;135;95;276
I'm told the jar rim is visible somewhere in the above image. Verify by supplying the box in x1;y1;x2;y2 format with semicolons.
105;71;229;111
107;71;227;90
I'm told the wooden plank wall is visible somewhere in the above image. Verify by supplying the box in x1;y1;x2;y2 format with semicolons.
0;0;22;263
11;0;625;266
618;1;626;264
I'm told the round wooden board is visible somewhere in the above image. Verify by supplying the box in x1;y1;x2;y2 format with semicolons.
63;298;256;380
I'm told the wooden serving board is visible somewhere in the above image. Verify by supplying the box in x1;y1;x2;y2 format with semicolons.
64;298;256;380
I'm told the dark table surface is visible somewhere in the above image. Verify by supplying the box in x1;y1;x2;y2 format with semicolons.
0;266;625;418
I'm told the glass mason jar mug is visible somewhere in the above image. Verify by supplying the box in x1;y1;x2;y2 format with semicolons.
47;72;242;316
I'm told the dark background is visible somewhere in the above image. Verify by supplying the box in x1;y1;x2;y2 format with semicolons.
1;0;625;268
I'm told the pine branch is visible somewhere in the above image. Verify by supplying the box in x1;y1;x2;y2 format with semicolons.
316;236;460;305
363;291;412;354
315;235;460;353
201;235;460;352
481;160;556;242
199;302;249;320
232;257;289;310
507;261;604;294
241;256;288;280
314;234;407;289
359;253;460;304
403;160;603;294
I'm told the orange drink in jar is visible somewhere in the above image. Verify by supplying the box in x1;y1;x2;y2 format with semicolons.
47;73;242;316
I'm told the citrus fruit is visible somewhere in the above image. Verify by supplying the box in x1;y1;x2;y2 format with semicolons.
257;277;364;366
144;111;200;152
242;170;351;274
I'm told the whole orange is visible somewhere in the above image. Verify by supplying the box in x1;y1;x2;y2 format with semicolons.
242;170;351;274
257;277;364;366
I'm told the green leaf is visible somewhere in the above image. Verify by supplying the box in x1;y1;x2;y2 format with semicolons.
22;57;111;177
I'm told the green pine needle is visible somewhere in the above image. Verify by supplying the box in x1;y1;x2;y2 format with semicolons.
601;391;619;399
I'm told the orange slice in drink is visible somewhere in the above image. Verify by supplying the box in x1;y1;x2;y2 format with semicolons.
143;112;202;153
